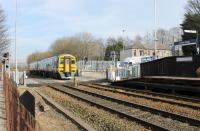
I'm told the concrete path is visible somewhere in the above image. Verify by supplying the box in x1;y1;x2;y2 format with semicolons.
0;81;6;131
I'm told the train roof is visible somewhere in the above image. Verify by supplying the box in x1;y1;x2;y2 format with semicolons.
58;54;76;58
29;54;76;64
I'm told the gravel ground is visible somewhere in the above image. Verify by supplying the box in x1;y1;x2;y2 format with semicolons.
79;85;200;119
39;86;150;131
26;88;81;131
59;86;200;131
37;107;80;131
93;83;200;107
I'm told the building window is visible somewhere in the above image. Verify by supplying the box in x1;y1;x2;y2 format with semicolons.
140;50;144;56
148;50;150;56
134;50;136;56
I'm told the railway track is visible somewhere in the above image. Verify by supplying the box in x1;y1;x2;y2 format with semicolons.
34;89;96;131
80;83;200;110
47;84;200;131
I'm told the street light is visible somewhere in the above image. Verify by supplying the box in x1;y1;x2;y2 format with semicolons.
122;29;125;61
122;29;125;52
184;30;199;55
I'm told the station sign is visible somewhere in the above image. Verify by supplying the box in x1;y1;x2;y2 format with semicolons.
174;39;196;46
176;57;193;62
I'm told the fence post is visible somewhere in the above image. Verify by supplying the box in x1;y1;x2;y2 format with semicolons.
23;71;26;86
17;100;20;131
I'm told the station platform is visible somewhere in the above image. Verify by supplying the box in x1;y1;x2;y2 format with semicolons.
112;76;200;94
0;81;6;131
141;76;200;86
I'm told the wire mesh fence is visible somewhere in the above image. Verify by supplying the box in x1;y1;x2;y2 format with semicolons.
10;71;27;86
77;60;113;72
107;64;141;81
116;65;141;78
77;60;141;81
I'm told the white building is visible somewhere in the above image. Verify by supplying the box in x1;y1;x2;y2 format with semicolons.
120;43;172;61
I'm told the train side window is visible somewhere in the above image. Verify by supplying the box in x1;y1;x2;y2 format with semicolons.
60;59;64;64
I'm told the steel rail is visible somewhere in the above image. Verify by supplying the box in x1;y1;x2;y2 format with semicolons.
34;89;96;131
93;83;200;103
61;84;200;127
47;84;169;131
79;83;200;110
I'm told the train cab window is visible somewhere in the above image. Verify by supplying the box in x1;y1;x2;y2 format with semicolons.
66;59;69;64
60;59;64;64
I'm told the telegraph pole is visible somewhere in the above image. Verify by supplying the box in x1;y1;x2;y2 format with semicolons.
154;0;157;58
15;0;18;84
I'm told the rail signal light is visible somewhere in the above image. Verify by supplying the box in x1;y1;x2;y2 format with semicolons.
3;52;9;58
2;60;5;64
2;52;10;72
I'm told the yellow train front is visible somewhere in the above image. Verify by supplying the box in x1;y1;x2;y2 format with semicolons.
29;54;77;79
57;54;77;79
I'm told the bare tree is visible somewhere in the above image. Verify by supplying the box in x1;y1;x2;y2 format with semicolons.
186;0;200;15
0;6;9;57
27;51;52;64
169;27;182;42
133;35;142;44
27;32;104;63
143;32;154;44
142;27;182;45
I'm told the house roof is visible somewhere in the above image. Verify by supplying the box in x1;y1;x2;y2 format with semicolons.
144;43;171;50
128;43;146;49
126;43;171;50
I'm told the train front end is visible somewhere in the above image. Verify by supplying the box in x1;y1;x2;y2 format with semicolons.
57;54;77;79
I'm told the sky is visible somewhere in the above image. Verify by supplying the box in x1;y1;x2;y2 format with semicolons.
0;0;187;63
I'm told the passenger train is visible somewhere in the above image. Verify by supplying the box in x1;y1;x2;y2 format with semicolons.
29;54;77;79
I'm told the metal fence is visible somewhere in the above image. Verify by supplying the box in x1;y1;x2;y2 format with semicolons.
141;55;200;77
77;60;113;72
10;71;27;86
3;73;40;131
107;64;141;81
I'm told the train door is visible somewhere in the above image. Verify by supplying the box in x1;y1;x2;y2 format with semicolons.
64;57;72;74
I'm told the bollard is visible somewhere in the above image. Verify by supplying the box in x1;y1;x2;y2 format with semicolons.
74;76;79;87
23;71;27;87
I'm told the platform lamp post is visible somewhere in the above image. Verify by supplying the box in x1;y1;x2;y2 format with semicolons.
184;30;199;55
122;29;125;52
122;29;126;61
